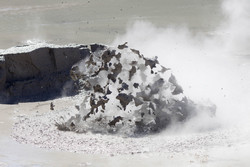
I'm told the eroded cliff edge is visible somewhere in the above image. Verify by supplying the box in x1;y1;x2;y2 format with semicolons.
0;44;103;103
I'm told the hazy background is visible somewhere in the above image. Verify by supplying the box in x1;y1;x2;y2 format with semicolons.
0;0;224;49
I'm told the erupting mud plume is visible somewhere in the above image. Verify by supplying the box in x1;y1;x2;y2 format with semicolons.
56;43;215;136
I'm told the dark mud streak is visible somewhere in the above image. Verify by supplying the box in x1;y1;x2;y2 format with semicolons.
116;93;133;110
129;66;136;80
118;42;128;50
108;116;123;126
49;48;57;71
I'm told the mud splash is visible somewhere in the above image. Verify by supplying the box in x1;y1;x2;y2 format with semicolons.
56;43;215;136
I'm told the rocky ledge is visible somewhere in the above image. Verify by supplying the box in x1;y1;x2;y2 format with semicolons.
0;43;103;103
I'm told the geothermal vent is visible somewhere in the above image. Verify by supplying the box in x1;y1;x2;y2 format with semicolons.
56;43;201;135
0;43;214;135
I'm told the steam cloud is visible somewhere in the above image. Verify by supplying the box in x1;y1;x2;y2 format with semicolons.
112;0;250;132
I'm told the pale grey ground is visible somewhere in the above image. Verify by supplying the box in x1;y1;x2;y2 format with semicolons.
0;0;223;49
4;95;250;167
9;95;241;155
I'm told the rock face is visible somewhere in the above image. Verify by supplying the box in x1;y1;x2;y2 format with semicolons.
0;44;91;103
57;44;199;135
0;56;6;91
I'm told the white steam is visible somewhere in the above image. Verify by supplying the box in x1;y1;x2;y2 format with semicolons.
112;0;250;132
